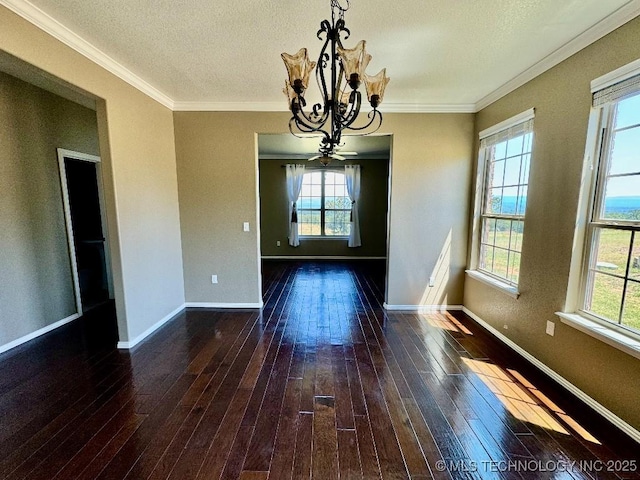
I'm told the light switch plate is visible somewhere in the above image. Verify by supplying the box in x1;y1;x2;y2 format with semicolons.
243;222;250;232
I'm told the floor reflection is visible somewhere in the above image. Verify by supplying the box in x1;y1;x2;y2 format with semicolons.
462;357;601;444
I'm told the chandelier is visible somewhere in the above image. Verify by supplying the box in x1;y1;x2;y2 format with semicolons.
281;0;389;164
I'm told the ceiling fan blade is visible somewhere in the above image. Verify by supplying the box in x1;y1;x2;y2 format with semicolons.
308;155;321;161
334;151;358;156
332;154;346;161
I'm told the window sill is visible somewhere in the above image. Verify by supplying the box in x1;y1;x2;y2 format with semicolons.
555;312;640;361
299;236;349;241
465;270;520;299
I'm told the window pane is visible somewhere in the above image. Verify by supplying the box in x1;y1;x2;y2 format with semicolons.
631;236;640;280
491;248;509;280
602;176;640;220
509;221;524;252
325;183;336;197
298;198;313;209
325;210;350;236
480;217;524;284
481;218;497;245
297;170;351;237
593;228;631;272
588;272;624;322
335;196;351;209
622;280;640;331
502;186;518;214
480;244;494;271
503;156;522;186
519;154;531;186
495;220;511;249
516;186;528;215
490;160;505;188
523;132;533;154
614;94;640;130
485;188;502;214
506;134;525;158
298;211;320;236
494;141;507;160
609;126;640;176
301;183;312;196
508;251;521;284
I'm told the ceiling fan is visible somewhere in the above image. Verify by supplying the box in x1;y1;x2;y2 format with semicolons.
308;150;358;166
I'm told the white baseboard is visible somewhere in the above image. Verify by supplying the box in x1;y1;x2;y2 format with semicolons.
262;256;386;260
0;313;80;355
383;303;463;312
185;302;264;309
462;307;640;445
117;304;185;350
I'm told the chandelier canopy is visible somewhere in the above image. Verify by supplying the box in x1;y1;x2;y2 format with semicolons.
281;0;389;161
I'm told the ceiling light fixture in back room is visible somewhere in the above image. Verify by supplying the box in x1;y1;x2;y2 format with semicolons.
281;0;390;166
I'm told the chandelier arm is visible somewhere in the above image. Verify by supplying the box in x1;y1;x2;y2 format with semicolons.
343;110;383;134
291;114;326;133
338;91;362;129
291;101;329;129
289;117;332;142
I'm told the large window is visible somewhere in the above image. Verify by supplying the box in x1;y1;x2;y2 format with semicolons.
474;111;534;288
581;89;640;333
297;170;351;236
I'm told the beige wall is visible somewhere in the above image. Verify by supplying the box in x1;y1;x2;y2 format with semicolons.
0;6;185;343
465;16;640;429
385;114;475;307
259;158;390;258
174;111;474;307
0;70;99;346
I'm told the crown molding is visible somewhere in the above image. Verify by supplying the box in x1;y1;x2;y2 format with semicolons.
383;103;476;113
475;0;640;111
0;0;175;109
172;101;287;112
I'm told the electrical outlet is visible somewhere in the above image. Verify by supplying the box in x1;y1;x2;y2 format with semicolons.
546;320;555;336
243;222;250;232
276;240;281;247
211;275;218;284
428;276;435;287
503;324;508;330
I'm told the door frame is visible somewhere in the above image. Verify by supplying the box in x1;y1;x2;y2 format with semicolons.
57;148;113;314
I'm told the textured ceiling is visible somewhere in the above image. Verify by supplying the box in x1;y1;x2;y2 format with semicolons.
10;0;638;111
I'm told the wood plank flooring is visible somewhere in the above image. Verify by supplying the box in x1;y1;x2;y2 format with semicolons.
0;260;639;479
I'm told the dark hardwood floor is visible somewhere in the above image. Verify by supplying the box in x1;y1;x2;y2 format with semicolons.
0;260;638;479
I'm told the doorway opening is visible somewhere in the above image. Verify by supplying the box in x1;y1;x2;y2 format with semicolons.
58;149;114;313
256;134;393;303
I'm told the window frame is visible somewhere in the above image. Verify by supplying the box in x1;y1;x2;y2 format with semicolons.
577;97;640;335
468;109;535;296
557;58;640;359
297;168;351;238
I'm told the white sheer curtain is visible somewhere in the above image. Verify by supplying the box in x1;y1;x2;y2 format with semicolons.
286;164;305;247
344;165;361;247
